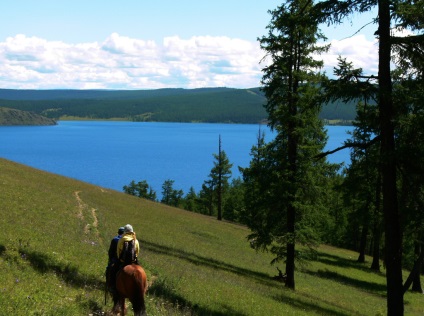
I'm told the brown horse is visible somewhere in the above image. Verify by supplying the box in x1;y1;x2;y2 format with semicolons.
112;264;148;316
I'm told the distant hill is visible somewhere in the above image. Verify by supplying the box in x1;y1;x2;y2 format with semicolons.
0;87;356;123
0;87;233;101
0;106;56;126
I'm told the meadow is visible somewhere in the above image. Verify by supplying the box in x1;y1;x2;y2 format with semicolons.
1;157;423;315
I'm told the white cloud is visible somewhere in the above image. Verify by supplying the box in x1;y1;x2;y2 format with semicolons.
321;34;379;77
0;33;379;89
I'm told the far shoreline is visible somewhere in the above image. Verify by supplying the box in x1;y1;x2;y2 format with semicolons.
57;116;353;126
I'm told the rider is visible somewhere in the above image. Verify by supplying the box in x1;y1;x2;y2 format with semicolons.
117;224;140;266
108;226;125;264
107;226;125;295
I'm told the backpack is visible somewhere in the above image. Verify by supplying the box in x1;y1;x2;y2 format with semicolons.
120;239;136;265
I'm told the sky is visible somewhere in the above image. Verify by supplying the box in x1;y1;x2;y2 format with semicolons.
0;0;380;90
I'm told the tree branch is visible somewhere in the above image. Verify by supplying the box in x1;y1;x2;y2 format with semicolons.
340;20;376;40
314;135;380;160
391;34;424;45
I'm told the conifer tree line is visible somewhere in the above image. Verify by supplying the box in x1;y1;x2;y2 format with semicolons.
124;0;422;314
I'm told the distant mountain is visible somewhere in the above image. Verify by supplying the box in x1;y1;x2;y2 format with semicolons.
0;87;356;124
0;87;235;101
0;107;56;126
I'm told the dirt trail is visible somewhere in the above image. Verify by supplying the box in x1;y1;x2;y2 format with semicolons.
74;191;102;246
74;190;85;220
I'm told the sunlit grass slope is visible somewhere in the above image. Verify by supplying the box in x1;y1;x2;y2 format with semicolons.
1;158;424;315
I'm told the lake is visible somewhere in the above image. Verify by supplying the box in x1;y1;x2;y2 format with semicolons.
0;121;353;197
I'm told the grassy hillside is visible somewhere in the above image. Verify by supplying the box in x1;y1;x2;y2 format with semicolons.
0;107;56;126
1;158;422;315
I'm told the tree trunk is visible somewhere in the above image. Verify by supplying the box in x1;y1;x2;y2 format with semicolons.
357;221;369;263
378;0;404;314
411;269;423;293
370;225;382;271
286;115;297;290
403;241;424;293
285;40;297;290
371;174;382;271
217;135;222;221
411;242;423;293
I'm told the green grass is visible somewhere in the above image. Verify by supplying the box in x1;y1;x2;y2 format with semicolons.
1;158;423;315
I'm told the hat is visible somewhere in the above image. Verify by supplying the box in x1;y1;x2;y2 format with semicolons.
118;227;125;234
124;224;133;233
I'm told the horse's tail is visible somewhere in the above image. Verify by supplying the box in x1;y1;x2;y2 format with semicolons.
132;266;147;315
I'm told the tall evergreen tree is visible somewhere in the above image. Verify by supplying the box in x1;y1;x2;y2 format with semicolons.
223;177;245;222
123;179;157;201
183;186;198;212
395;67;424;294
161;179;184;207
316;0;423;313
202;135;233;220
246;0;331;290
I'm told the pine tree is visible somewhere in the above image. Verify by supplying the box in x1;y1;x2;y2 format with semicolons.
202;135;233;220
246;0;332;290
183;187;198;212
315;0;423;312
161;179;184;207
123;179;157;201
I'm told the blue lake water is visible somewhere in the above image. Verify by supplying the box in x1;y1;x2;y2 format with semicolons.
0;121;353;196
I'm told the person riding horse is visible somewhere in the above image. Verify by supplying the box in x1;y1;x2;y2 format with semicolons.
117;224;140;266
106;226;124;295
107;224;140;298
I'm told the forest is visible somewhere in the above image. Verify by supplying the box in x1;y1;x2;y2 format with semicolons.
0;87;356;124
0;107;56;126
122;1;423;315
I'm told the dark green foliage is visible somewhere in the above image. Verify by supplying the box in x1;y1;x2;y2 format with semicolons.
199;144;233;219
222;178;245;222
316;0;423;312
394;71;424;288
320;99;358;121
318;172;347;246
0;106;56;126
123;180;157;201
0;88;268;124
197;182;215;216
244;0;338;289
0;87;357;123
0;87;232;100
161;179;184;207
182;187;198;212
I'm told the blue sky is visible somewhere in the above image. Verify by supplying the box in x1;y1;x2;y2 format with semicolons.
0;0;379;89
0;1;285;43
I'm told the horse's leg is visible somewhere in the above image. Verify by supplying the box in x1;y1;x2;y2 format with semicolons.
111;292;120;315
120;297;126;315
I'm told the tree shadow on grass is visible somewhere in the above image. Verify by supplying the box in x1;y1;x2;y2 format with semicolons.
0;244;106;314
272;292;354;316
143;240;278;288
313;251;385;276
143;241;366;315
149;277;246;316
21;248;104;289
304;269;387;295
143;240;284;315
0;243;6;256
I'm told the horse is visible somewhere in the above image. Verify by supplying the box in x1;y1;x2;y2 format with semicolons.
112;264;148;316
